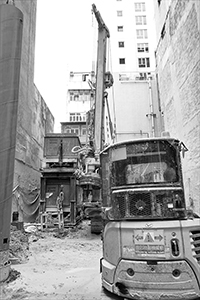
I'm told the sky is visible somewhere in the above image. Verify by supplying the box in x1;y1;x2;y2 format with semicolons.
34;0;105;132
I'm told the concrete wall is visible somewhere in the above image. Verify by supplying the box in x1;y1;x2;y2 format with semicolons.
14;84;54;194
0;1;54;222
154;0;200;213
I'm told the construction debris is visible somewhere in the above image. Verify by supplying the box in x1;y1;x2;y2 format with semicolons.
9;226;29;264
6;269;20;284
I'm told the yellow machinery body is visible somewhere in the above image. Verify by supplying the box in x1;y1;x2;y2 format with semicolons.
100;137;200;299
101;218;200;300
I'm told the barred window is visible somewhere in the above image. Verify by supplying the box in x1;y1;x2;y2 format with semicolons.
119;58;125;64
135;15;147;25
135;2;146;12
138;57;150;68
69;113;86;122
63;126;79;135
136;29;148;39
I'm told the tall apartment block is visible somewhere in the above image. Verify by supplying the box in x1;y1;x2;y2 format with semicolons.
61;71;95;145
101;0;156;75
99;0;162;141
63;0;162;144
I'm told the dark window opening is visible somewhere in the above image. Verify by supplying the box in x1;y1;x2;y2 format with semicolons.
138;57;150;68
119;58;125;64
119;41;124;47
3;238;8;244
12;211;19;222
117;26;123;32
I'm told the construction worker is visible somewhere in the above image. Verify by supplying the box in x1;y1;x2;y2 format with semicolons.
56;185;64;211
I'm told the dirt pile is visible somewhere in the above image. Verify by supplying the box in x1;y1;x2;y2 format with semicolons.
9;225;29;264
8;221;96;264
1;221;106;300
5;269;21;284
52;220;97;239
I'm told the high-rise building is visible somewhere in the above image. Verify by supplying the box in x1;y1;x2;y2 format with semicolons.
61;71;95;145
64;0;162;144
97;0;161;141
99;0;156;74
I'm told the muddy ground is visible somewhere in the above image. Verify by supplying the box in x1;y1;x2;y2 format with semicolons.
0;221;122;300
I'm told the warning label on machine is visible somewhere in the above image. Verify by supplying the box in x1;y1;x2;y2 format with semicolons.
133;229;165;255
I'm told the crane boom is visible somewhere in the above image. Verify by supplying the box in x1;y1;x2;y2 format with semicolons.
92;4;110;159
72;5;113;233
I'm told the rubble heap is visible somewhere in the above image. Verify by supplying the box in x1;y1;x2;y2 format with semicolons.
9;225;29;264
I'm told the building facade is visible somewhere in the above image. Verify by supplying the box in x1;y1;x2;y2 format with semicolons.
95;0;161;141
99;0;156;74
153;0;200;213
61;121;87;145
64;0;162;145
62;71;95;145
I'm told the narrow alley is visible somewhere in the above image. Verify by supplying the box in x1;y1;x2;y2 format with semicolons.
0;221;122;300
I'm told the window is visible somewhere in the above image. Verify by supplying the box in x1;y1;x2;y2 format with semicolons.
69;92;80;101
119;58;125;64
117;10;123;16
138;57;150;68
69;90;91;102
117;26;123;32
74;95;79;101
135;2;146;12
69;113;86;122
63;126;79;135
65;127;71;134
118;41;124;47
135;15;147;25
71;128;79;135
70;92;74;101
136;29;148;39
139;72;147;79
137;43;149;52
82;127;87;135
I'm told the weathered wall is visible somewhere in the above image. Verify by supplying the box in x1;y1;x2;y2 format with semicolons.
14;85;54;222
0;4;24;280
0;1;54;222
155;0;200;213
